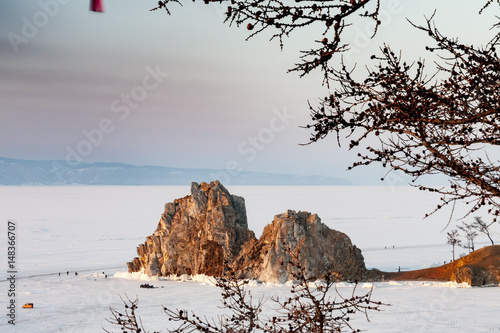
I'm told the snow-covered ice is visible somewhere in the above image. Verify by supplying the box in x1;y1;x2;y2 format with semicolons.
1;185;499;332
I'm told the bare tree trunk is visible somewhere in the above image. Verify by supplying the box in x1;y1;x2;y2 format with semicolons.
486;233;495;246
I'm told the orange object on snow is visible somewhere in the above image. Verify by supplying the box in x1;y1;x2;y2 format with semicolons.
90;0;104;12
22;303;34;309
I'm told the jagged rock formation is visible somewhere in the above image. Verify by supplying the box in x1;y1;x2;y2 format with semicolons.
127;181;256;276
232;210;366;283
127;181;367;282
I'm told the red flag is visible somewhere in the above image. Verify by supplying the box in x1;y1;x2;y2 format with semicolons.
90;0;104;12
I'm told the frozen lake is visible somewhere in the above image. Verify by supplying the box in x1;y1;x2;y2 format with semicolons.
1;185;499;332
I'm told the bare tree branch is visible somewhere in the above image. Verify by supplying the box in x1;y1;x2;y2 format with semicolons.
306;15;500;222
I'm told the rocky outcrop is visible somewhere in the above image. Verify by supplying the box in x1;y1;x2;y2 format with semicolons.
127;181;256;276
387;245;500;286
450;246;500;286
452;265;500;286
232;210;366;283
127;181;367;283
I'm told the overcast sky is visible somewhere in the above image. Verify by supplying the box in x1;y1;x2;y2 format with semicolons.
0;1;497;184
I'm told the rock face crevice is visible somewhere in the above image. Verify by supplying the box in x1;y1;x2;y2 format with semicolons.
127;181;366;282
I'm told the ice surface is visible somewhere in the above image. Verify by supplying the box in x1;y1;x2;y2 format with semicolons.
1;185;499;332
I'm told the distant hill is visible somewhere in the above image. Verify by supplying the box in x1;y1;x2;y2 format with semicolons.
372;245;500;286
0;156;351;186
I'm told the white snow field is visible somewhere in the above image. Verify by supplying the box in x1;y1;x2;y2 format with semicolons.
1;185;499;332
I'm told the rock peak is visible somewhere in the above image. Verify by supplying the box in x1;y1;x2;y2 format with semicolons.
128;181;254;276
232;209;366;282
